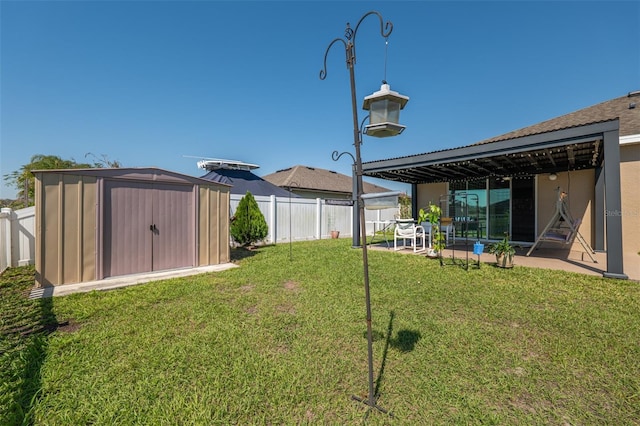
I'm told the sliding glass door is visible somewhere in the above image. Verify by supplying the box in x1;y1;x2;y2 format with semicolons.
447;177;535;242
488;179;510;239
511;177;535;242
448;180;486;239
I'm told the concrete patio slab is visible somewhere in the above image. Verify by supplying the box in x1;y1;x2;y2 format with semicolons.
370;242;639;282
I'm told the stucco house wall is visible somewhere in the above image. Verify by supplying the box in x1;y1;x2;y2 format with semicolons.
416;182;448;211
620;143;640;275
536;169;595;254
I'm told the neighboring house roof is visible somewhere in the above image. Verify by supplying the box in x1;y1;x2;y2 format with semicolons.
200;168;297;197
478;91;640;144
262;165;391;195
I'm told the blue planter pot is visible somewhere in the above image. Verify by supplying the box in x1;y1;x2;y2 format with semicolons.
473;242;485;255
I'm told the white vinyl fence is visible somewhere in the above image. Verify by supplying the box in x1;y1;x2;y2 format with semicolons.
230;195;398;244
0;196;398;273
0;207;35;273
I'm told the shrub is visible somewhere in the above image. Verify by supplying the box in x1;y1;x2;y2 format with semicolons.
398;193;412;219
230;191;268;246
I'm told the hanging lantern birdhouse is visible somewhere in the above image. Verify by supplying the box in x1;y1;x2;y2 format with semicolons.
362;82;409;138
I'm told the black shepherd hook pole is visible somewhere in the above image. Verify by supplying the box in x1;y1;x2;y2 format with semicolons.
320;11;394;417
332;114;368;249
332;151;358;247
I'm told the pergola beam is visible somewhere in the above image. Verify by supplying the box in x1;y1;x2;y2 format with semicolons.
544;148;558;167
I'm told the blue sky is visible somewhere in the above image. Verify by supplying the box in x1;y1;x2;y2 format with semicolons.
1;1;638;199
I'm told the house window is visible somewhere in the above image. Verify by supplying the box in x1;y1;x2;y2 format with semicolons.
447;177;535;242
448;180;487;239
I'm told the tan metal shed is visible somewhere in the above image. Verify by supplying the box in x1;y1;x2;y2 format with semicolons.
33;168;231;287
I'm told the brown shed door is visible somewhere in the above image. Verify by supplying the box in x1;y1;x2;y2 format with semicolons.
104;181;194;278
152;184;194;271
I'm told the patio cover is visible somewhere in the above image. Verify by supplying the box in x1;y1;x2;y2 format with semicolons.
361;120;627;279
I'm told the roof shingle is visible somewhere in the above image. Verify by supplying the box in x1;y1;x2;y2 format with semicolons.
477;91;640;145
262;165;390;195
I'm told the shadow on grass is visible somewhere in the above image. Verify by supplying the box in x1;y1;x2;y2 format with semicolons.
372;311;421;399
0;267;65;425
230;246;263;262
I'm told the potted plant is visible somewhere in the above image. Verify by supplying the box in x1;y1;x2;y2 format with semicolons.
328;212;339;239
418;204;445;257
488;235;516;268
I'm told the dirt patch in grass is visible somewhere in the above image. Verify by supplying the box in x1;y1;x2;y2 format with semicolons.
276;303;296;315
272;343;289;354
239;284;255;292
283;280;300;292
504;366;528;377
509;392;538;414
9;319;80;337
55;319;81;333
305;409;316;422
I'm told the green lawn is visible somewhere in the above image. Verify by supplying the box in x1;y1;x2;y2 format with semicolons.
2;239;639;425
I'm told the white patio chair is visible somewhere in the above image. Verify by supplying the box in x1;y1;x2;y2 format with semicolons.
440;217;455;246
422;221;454;248
394;219;426;253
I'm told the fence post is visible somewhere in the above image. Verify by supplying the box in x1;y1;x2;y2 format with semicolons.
0;208;12;273
349;204;354;239
269;195;276;244
316;198;322;240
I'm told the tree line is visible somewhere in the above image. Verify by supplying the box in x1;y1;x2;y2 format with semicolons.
2;153;121;209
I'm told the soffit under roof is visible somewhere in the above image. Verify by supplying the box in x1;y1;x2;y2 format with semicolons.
363;120;615;184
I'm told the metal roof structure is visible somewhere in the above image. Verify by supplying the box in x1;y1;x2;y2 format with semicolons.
360;91;640;280
363;122;608;184
362;92;639;184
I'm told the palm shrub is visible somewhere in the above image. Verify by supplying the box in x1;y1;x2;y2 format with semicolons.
419;203;446;254
398;193;412;219
230;191;268;246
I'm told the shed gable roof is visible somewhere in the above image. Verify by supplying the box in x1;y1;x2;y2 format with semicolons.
32;167;232;189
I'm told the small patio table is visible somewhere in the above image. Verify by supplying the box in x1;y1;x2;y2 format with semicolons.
366;220;396;248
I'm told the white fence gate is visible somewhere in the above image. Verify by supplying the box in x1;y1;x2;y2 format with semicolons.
0;197;398;273
0;207;35;273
